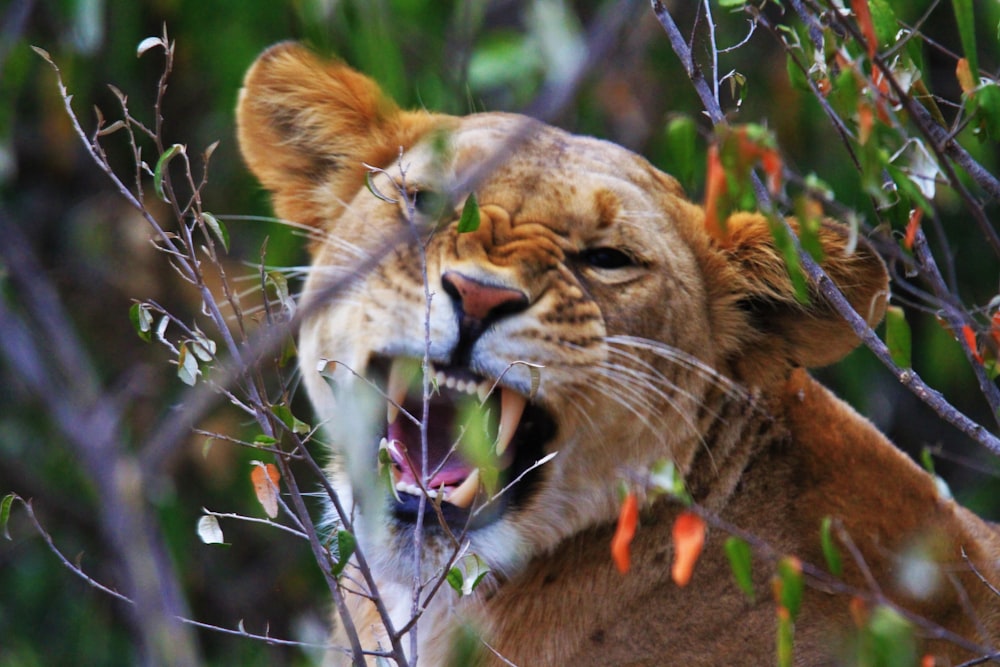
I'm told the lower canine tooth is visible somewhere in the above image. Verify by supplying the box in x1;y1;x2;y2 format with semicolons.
446;468;481;509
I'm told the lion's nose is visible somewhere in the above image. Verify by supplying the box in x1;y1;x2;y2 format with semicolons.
441;271;528;337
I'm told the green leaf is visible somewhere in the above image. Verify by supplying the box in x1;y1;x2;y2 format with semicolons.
952;0;979;78
331;530;356;577
1;493;16;540
869;0;898;51
776;556;804;620
446;564;464;593
648;458;691;505
785;50;810;94
201;212;229;253
724;536;755;601
777;606;794;667
456;397;499;495
865;605;917;667
446;623;485;667
272;404;310;435
129;303;153;342
153;144;184;202
819;517;843;577
971;83;1000;141
253;434;278;446
457;192;481;233
885;306;912;369
768;216;810;305
447;553;490;596
664;115;697;188
794;199;825;264
920;446;936;475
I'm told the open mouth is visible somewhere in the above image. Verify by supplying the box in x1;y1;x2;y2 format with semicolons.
371;356;556;531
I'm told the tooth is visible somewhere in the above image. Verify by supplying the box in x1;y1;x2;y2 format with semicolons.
496;388;527;457
477;383;490;403
386;359;412;423
446;468;481;509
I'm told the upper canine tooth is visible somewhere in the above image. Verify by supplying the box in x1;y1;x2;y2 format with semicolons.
446;468;481;509
496;388;527;457
387;358;414;423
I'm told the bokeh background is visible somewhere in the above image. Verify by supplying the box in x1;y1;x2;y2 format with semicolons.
2;0;999;665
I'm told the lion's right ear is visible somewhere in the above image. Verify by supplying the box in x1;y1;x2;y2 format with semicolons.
236;43;437;229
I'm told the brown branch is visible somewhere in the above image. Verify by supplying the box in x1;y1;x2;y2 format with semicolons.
650;1;1000;457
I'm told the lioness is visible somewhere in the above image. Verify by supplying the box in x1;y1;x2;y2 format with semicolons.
237;43;1000;665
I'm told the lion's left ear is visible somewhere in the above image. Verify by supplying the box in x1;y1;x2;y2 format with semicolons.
706;211;889;380
236;43;439;230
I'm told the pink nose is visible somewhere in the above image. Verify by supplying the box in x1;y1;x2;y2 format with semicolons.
441;271;528;323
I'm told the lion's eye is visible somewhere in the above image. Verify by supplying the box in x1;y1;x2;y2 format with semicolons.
413;189;449;218
580;247;635;269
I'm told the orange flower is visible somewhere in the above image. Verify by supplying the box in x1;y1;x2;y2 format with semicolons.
611;491;639;573
703;145;728;241
961;324;983;364
852;0;878;59
904;208;923;250
671;511;706;586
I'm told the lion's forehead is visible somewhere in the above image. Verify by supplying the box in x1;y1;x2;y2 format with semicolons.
408;112;676;241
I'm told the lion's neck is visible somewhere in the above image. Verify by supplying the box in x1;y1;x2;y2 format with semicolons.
683;382;786;514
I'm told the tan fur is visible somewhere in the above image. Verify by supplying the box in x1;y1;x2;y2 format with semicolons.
237;43;1000;665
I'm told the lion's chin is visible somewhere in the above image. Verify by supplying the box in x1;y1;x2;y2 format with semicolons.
368;355;557;534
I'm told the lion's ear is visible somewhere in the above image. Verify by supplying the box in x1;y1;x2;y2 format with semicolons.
236;43;437;228
708;211;889;379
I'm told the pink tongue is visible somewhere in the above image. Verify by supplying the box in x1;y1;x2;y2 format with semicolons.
387;416;473;489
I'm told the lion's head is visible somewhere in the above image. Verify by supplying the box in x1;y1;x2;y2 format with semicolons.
236;42;891;651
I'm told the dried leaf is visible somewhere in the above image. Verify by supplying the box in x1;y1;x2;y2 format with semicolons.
136;36;166;57
251;463;281;518
611;491;639;574
197;515;225;544
364;170;398;204
177;342;199;386
671;511;705;586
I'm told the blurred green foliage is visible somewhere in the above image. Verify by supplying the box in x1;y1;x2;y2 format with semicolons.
2;0;999;664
